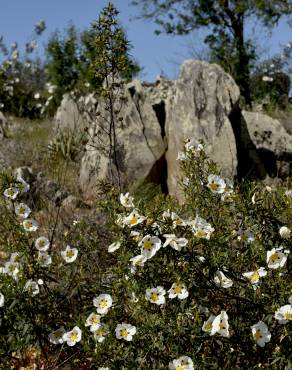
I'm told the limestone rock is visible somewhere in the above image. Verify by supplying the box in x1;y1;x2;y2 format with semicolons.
165;60;240;197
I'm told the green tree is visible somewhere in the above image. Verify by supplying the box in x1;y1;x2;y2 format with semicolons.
131;0;292;105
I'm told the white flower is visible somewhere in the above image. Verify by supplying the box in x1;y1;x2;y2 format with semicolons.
93;323;109;342
0;292;4;307
63;326;82;346
163;234;188;251
85;312;101;331
98;368;109;370
210;311;230;338
5;261;20;277
275;304;292;324
37;251;52;267
34;92;40;100
49;327;66;344
93;294;113;315
202;315;216;333
15;203;31;219
171;212;186;227
108;242;121;253
24;280;40;296
120;193;134;208
17;179;30;193
10;252;21;263
251;321;271;347
123;210;146;227
23;219;38;232
139;235;161;259
185;139;203;154
168;283;189;300
214;270;233;288
61;245;78;263
279;226;290;239
169;356;194;370
284;190;292;197
129;254;147;267
262;76;273;82
35;236;50;251
145;286;166;305
207;174;226;194
4;187;19;200
190;216;214;239
176;151;187;161
242;267;267;286
267;247;288;269
221;179;234;201
115;323;136;341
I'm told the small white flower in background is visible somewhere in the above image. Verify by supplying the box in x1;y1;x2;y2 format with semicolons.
145;286;166;305
262;76;273;82
85;312;101;331
163;234;188;251
171;212;186;227
38;278;44;285
93;323;109;342
130;291;139;303
115;323;136;341
72;219;80;226
162;209;171;220
24;280;40;296
284;190;292;197
37;251;52;267
63;326;82;346
49;326;66;344
139;235;161;259
202;315;216;334
197;255;206;263
251;321;271;347
5;261;20;277
237;230;255;244
0;292;4;307
123;210;146;227
221;179;234;201
129;254;147;273
10;252;21;263
168;283;189;300
35;236;50;251
61;245;78;263
185;138;204;154
130;230;141;241
279;226;291;239
4;187;19;200
190;216;214;240
23;219;38;232
98;368;109;370
108;241;121;253
266;247;288;269
210;311;230;338
93;294;113;315
214;270;233;288
207;174;226;194
34;92;40;100
169;356;194;370
15;203;31;219
176;151;187;161
275;304;292;324
242;267;267;286
120;192;134;208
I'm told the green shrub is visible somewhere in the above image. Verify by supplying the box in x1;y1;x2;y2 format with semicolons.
0;142;292;369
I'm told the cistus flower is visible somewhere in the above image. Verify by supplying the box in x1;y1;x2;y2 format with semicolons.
93;324;109;342
22;219;38;232
207;174;226;194
85;312;101;331
61;245;78;263
35;236;50;251
123;210;146;227
115;323;136;341
171;212;186;227
266;247;288;269
62;326;82;346
49;327;66;344
214;270;233;288
93;294;113;315
37;251;52;267
210;311;230;338
251;321;271;347
202;315;216;334
242;267;267;287
120;193;134;208
108;241;121;253
5;261;20;277
15;203;31;219
4;187;19;200
190;216;214;239
145;286;166;305
139;235;161;259
168;283;189;300
163;234;188;251
24;280;40;296
279;226;291;239
169;356;194;370
275;304;292;324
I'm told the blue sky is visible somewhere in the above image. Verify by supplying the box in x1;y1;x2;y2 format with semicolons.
0;0;291;81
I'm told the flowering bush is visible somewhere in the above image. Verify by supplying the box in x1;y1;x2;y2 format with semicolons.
0;141;292;369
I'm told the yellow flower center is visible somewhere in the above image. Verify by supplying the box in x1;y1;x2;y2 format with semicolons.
209;182;219;191
254;329;263;342
26;222;33;228
19;207;25;214
270;253;280;263
175;367;184;370
90;315;100;324
129;215;138;225
39;240;45;247
150;292;159;302
96;328;106;336
219;321;226;330
9;264;16;272
174;286;183;294
174;219;182;225
204;321;212;331
284;312;292;320
143;240;152;251
120;328;129;337
99;299;108;308
69;332;78;341
250;271;259;283
196;229;207;238
66;250;75;258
